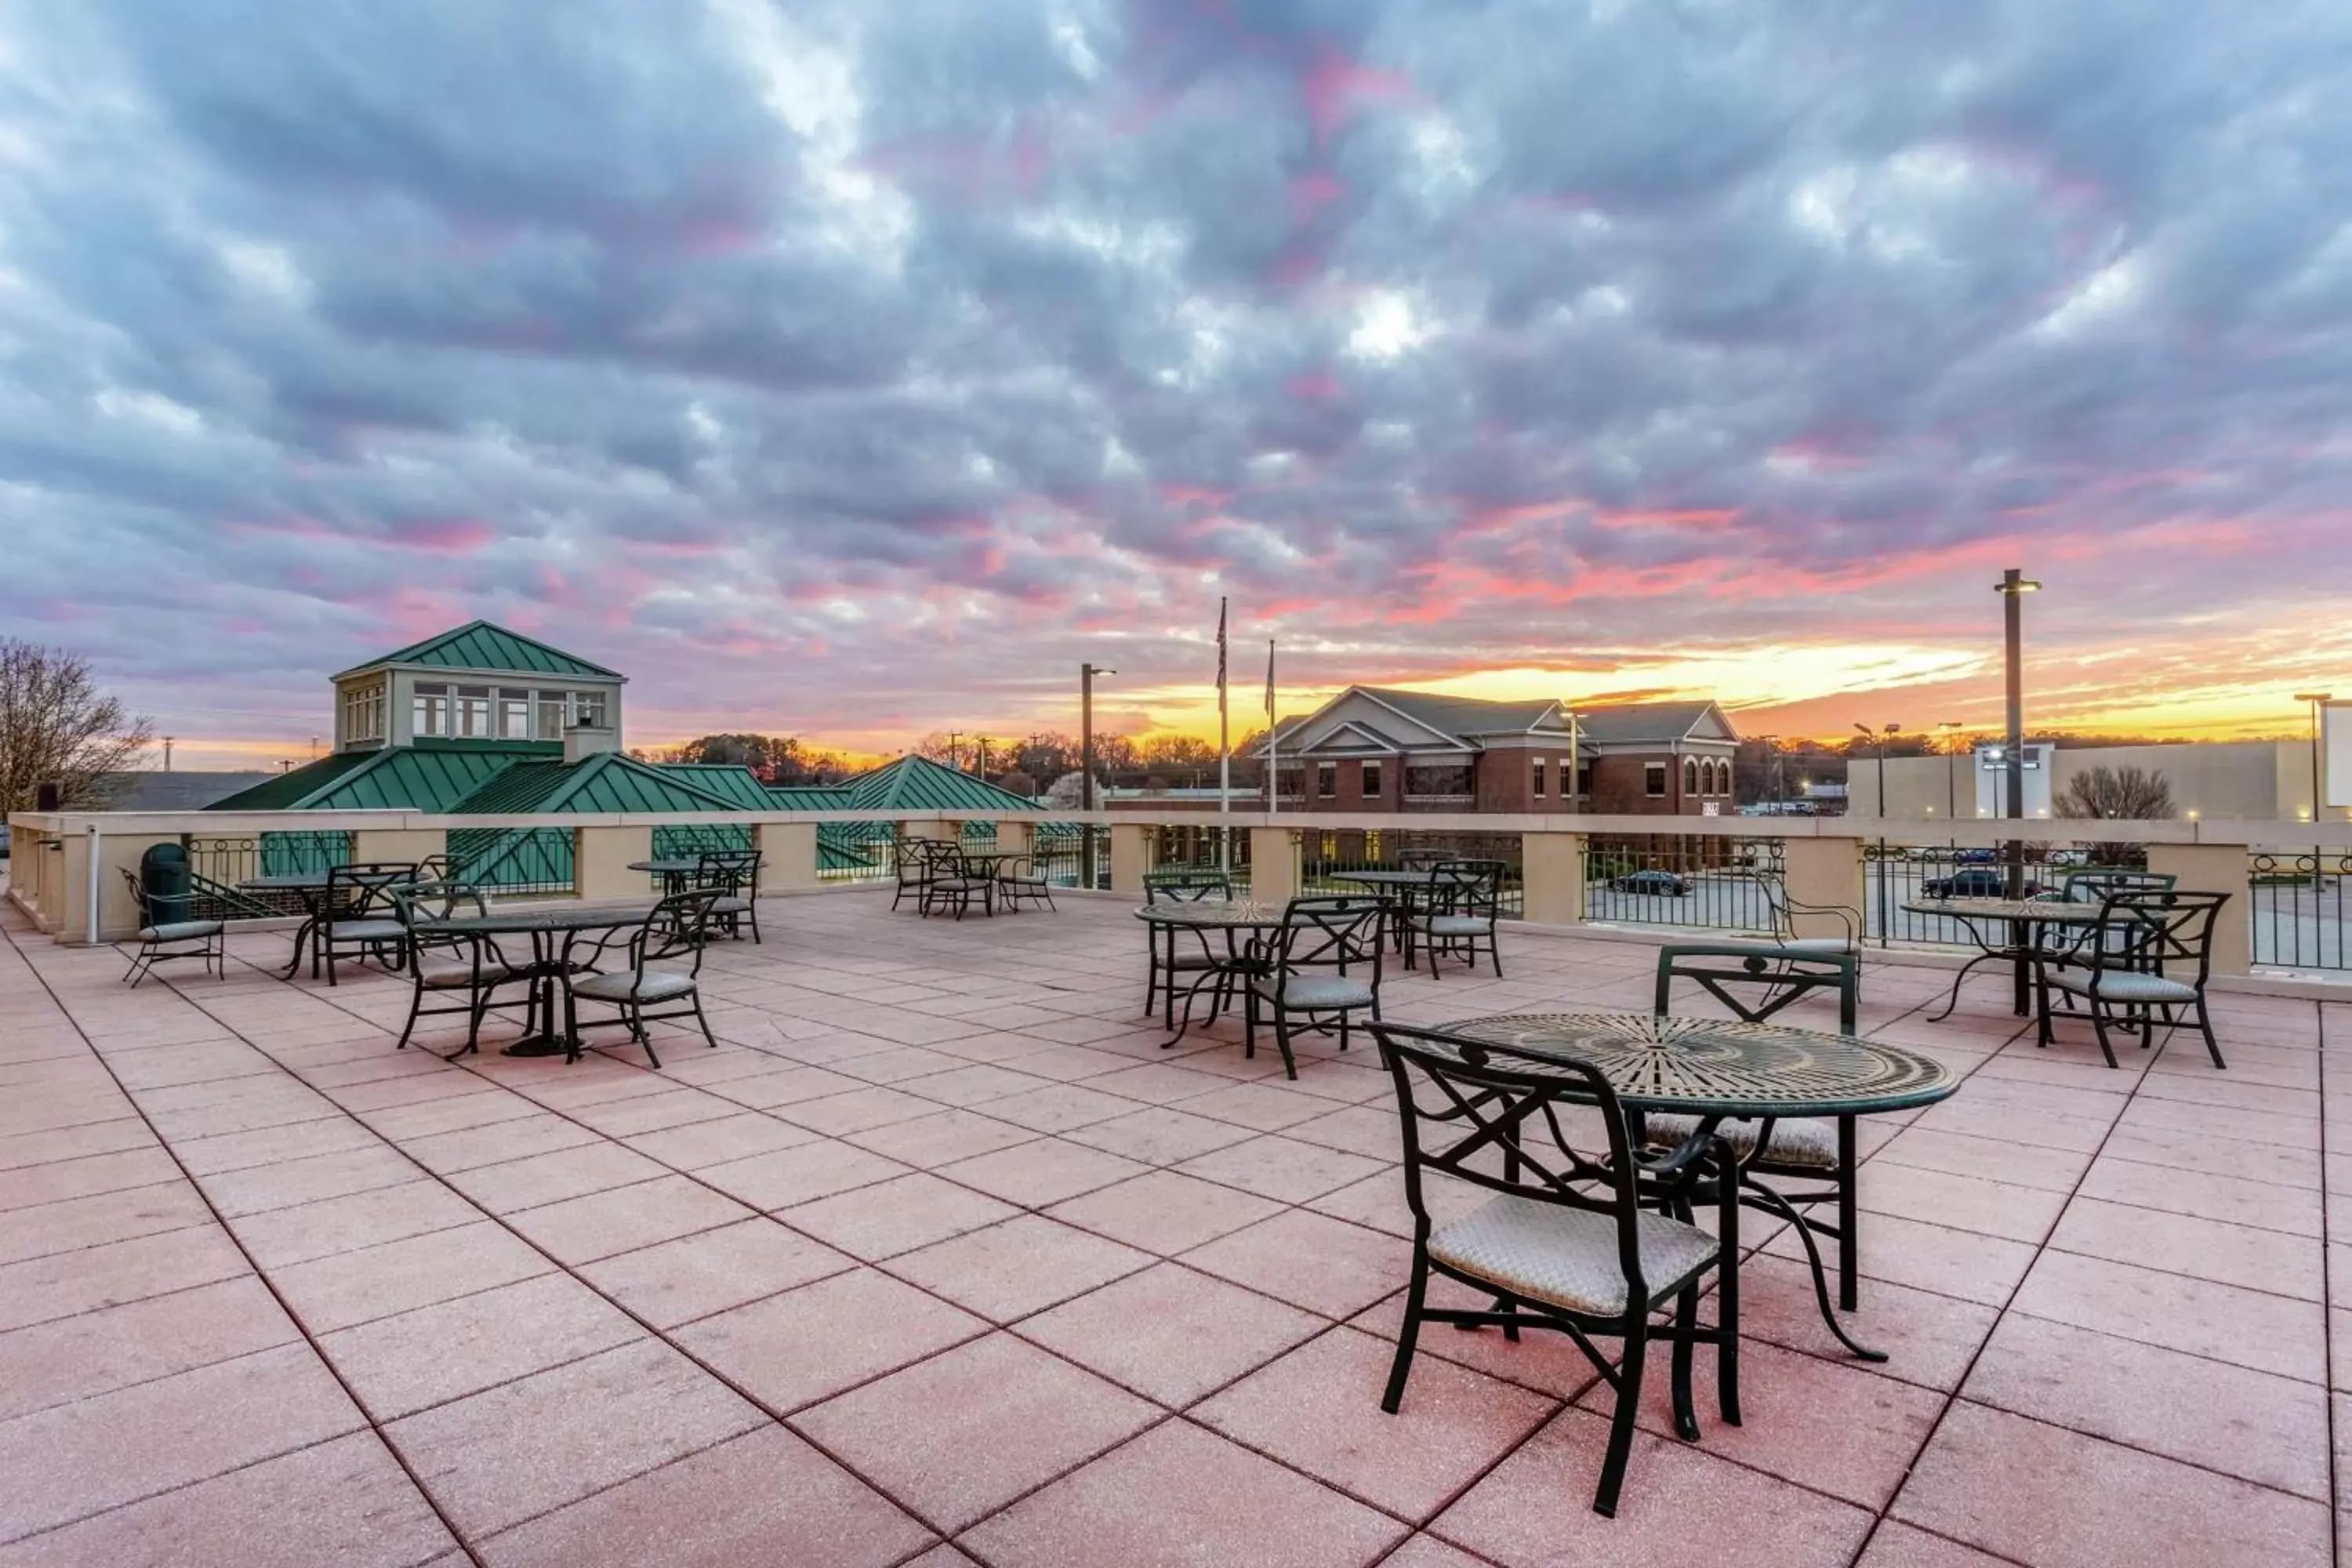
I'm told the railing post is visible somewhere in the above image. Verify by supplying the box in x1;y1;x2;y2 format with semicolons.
1248;826;1300;906
575;825;654;902
1521;831;1584;926
2146;840;2252;976
1109;822;1151;896
756;822;818;891
1783;833;1866;942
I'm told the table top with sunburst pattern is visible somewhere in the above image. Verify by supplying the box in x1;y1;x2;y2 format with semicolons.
1434;1012;1958;1117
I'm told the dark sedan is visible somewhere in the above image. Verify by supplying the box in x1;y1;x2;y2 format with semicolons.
1608;869;1690;896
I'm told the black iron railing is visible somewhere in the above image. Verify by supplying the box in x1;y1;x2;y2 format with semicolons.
2250;849;2351;972
1579;835;1779;934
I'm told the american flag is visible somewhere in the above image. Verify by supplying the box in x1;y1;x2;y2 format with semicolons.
1215;597;1227;695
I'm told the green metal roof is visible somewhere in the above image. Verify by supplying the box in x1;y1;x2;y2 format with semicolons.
206;740;545;813
839;755;1041;815
658;764;775;810
334;619;623;681
444;752;744;815
765;785;857;812
205;751;376;811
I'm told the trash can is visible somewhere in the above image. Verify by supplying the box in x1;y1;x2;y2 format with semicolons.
140;840;193;920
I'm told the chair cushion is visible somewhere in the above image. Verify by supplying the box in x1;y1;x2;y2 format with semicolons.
325;919;405;942
1645;1113;1838;1170
1776;937;1858;956
1414;915;1494;937
1248;974;1377;1010
2048;969;2198;1003
140;920;223;942
416;958;514;989
570;967;699;1004
706;896;752;914
1428;1193;1719;1318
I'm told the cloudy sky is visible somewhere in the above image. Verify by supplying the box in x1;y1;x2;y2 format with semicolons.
4;0;2350;767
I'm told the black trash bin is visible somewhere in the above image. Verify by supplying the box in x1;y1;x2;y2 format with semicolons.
140;840;193;921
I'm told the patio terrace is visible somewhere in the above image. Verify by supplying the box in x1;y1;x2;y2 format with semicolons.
0;889;2343;1566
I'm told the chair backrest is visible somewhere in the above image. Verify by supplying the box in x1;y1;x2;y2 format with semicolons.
1654;942;1857;1033
1369;1022;1653;1313
695;849;760;895
120;866;190;927
1757;875;1859;947
1272;895;1386;985
2060;869;2176;904
642;888;723;974
1426;858;1504;916
1397;848;1450;871
1145;869;1234;903
327;862;418;916
2092;890;2230;987
894;839;939;887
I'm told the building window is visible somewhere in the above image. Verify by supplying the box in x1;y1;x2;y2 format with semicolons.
1646;762;1667;798
1577;764;1593;797
1364;829;1381;862
573;689;609;729
1530;757;1547;799
340;678;385;743
499;688;531;740
536;690;568;739
1406;764;1472;797
412;682;450;738
1682;757;1699;797
455;684;494;739
1317;764;1337;799
1319;831;1338;859
1361;760;1381;797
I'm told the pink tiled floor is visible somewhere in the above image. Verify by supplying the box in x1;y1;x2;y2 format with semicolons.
1;889;2345;1566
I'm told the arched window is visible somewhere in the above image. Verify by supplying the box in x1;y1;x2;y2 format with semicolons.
1682;757;1700;797
1707;759;1723;795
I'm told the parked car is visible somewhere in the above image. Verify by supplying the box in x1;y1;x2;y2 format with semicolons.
1954;848;1998;865
1609;869;1690;896
1921;869;2038;898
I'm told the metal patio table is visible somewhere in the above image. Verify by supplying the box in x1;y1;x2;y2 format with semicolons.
1439;1011;1958;1362
626;858;704;897
426;906;654;1060
1132;899;1290;1045
1902;897;2119;1022
238;871;342;979
1329;868;1441;951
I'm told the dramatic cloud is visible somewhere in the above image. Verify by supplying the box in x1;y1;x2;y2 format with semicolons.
2;0;2349;760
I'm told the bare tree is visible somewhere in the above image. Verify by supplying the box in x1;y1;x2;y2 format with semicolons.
2056;764;2176;866
0;640;154;814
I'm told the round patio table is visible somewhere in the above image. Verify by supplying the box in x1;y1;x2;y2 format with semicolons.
626;858;703;896
1328;869;1435;891
1901;897;2116;1022
1133;900;1290;1044
1438;1011;1958;1362
426;906;654;1059
238;871;353;979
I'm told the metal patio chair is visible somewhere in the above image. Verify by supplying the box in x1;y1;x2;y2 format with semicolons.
994;851;1058;913
1143;869;1238;1026
316;862;419;985
2033;889;2230;1069
695;849;763;943
390;884;529;1054
118;866;225;987
1370;1022;1740;1517
1641;942;1866;1310
1403;858;1506;978
1241;895;1385;1079
561;889;723;1068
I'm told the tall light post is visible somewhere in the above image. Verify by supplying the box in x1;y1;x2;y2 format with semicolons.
1939;720;1963;823
1082;664;1115;887
1854;722;1901;945
1995;568;2041;1012
2294;692;2332;824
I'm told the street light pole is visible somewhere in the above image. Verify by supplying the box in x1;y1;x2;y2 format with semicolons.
1939;720;1962;823
1995;568;2042;1013
1853;722;1902;945
1082;664;1115;887
2294;693;2332;823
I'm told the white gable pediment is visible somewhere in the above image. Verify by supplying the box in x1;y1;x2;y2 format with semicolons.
1289;689;1474;755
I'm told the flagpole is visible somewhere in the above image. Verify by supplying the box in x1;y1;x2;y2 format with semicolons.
1265;639;1278;820
1217;596;1230;875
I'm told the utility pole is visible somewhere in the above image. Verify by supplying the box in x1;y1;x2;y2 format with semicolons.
1854;722;1901;944
162;736;175;772
1939;721;1962;822
944;731;962;771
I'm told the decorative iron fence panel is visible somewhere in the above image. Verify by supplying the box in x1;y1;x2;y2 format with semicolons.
446;827;574;895
1146;825;1252;896
1300;829;1523;917
2249;849;2351;972
1577;835;1779;934
1864;841;2149;949
183;832;351;920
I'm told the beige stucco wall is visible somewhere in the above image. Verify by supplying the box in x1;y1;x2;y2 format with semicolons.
1849;741;2341;822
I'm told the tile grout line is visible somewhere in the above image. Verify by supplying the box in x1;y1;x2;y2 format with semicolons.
0;922;489;1568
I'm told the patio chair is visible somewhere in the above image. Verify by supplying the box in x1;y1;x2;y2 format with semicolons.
2032;889;2230;1069
1369;1022;1740;1517
1144;869;1237;1026
390;884;528;1054
1642;943;1866;1310
1757;875;1860;956
995;851;1058;913
117;866;224;987
316;862;419;985
890;837;943;912
1241;895;1385;1079
695;849;763;944
923;844;996;920
562;890;723;1068
2034;869;2181;991
1403;858;1505;978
